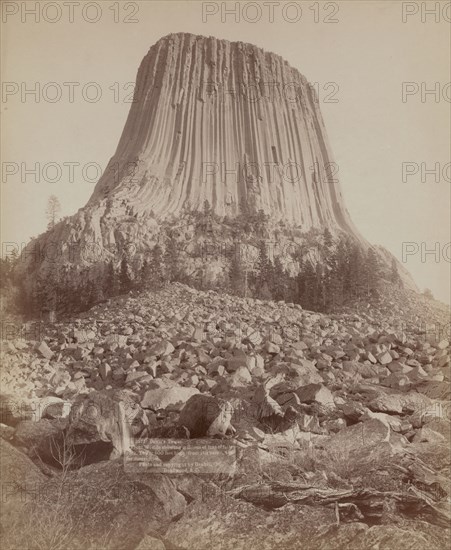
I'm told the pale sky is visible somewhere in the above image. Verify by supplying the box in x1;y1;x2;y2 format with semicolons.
1;0;450;302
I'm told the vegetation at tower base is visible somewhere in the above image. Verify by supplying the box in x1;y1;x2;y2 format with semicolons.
6;32;419;317
45;194;61;231
229;245;246;298
12;32;394;308
119;256;133;295
5;214;408;319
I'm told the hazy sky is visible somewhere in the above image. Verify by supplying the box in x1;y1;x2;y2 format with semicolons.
1;0;450;302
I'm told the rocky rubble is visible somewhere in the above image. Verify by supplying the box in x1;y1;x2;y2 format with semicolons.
0;283;450;548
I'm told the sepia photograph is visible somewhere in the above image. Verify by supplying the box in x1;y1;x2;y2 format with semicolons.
1;1;450;548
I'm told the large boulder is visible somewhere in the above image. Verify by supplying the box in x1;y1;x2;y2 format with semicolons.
273;359;323;385
0;438;46;497
178;394;234;437
229;366;252;387
327;419;392;455
147;340;175;357
367;393;404;414
37;340;53;360
141;386;199;412
0;439;47;543
13;418;67;464
295;384;335;409
67;389;148;460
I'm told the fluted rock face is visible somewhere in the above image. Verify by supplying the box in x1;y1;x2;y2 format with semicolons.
17;33;419;297
89;33;355;231
20;32;397;291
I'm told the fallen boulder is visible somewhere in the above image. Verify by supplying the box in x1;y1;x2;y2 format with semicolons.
178;394;235;438
67;389;148;460
141;386;199;412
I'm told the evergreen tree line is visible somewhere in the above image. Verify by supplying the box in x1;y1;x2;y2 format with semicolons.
7;227;402;319
228;229;403;311
13;240;174;318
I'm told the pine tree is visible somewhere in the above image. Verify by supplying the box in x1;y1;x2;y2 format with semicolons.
314;263;325;311
62;266;81;312
76;268;89;310
423;288;434;300
364;248;380;296
164;236;180;283
15;280;29;315
255;209;268;235
119;257;132;294
348;242;365;301
324;249;340;309
150;244;164;288
259;281;273;301
203;199;212;217
46;268;59;314
272;256;287;301
323;227;334;249
83;279;96;310
90;272;105;305
229;246;245;297
288;274;298;303
339;238;351;300
46;195;61;230
105;261;119;297
298;260;316;310
33;274;47;319
142;244;165;289
8;248;19;267
0;257;13;286
256;240;273;299
326;236;352;309
390;258;403;286
139;259;150;289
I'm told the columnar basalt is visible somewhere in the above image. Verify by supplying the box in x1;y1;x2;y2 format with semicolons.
89;32;356;231
21;33;405;288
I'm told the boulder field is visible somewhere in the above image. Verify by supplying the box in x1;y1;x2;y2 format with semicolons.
1;283;449;549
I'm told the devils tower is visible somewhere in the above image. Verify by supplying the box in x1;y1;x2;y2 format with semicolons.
89;32;356;230
20;32;415;300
